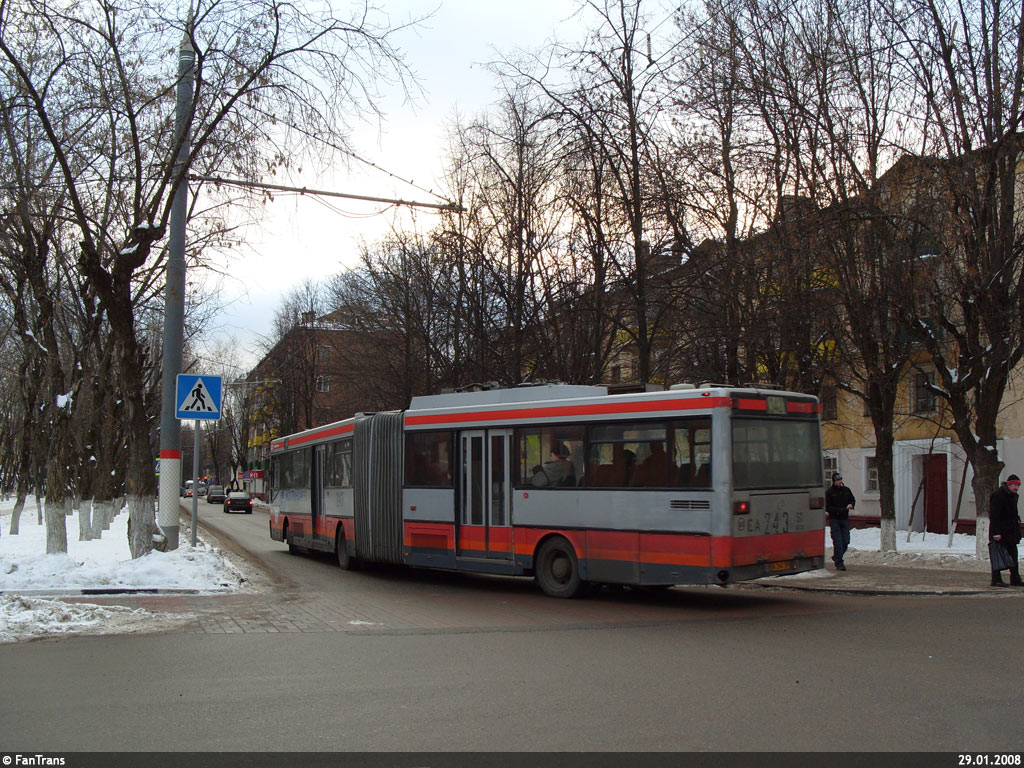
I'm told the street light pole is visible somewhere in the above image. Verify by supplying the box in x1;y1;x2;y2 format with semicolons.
157;14;195;551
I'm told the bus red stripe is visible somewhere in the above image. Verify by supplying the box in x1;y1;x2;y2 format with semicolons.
404;396;732;427
288;422;354;446
401;523;821;568
735;398;768;411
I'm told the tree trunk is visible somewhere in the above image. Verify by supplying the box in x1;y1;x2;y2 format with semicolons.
970;459;1003;559
8;489;26;535
35;495;42;524
874;429;898;552
78;497;94;541
880;516;897;553
44;498;70;554
127;494;158;557
91;498;112;539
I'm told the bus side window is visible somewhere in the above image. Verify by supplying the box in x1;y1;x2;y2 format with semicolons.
672;419;712;489
630;442;670;487
692;462;711;488
406;431;452;487
516;427;583;488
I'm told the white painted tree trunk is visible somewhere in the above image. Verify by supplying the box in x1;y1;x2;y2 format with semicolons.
880;517;897;552
976;516;990;560
127;495;156;559
44;499;70;554
90;500;111;539
114;497;127;526
78;498;94;541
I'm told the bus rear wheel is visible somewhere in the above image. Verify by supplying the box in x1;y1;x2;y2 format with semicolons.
335;528;358;571
535;537;585;598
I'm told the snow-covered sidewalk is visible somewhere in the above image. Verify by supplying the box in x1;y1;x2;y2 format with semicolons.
0;496;258;643
841;526;987;567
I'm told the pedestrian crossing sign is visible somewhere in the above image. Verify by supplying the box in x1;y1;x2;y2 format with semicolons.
175;374;223;420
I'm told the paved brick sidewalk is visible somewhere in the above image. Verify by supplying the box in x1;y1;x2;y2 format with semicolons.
752;550;1023;596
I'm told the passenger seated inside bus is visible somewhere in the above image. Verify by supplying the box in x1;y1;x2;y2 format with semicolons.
630;441;670;487
531;444;575;487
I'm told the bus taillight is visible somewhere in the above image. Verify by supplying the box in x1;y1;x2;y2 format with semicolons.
810;496;824;509
733;500;750;515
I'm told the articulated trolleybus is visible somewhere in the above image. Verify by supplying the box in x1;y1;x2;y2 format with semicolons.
269;383;825;597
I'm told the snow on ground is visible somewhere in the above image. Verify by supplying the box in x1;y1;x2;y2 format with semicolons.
0;496;260;644
775;526;988;581
842;526;987;569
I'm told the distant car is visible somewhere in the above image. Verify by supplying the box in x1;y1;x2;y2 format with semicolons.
224;491;253;514
183;488;193;498
206;485;225;504
197;485;207;497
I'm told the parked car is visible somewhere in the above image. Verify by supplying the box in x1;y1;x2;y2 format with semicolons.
224;491;253;514
206;485;225;504
196;485;207;497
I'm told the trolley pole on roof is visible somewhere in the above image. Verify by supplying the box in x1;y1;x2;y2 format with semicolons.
157;13;195;551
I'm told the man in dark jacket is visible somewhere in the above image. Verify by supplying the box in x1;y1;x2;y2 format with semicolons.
988;473;1022;587
826;472;855;571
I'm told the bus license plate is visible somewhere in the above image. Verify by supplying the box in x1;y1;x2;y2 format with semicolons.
770;561;792;572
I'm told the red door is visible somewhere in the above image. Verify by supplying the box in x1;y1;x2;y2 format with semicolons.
923;454;948;533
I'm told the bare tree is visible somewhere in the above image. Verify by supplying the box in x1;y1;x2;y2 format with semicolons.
501;0;683;384
0;0;416;556
445;84;564;384
890;0;1024;555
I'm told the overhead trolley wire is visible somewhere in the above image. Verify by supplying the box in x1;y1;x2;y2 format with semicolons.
189;174;465;213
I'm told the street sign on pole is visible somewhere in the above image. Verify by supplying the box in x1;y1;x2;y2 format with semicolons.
175;375;222;420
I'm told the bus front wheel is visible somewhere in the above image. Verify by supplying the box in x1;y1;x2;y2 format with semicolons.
535;537;585;598
284;522;299;555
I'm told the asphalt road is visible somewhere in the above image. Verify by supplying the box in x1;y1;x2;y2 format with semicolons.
1;504;1020;753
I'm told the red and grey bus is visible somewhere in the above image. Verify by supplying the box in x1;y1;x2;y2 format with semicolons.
268;383;825;597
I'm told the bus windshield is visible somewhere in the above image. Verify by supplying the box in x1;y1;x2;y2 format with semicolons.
731;417;822;489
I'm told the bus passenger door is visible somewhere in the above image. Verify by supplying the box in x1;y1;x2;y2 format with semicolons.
457;429;513;560
486;429;513;560
312;444;325;543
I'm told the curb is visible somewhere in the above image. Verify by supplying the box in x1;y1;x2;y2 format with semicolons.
0;588;205;597
746;581;996;596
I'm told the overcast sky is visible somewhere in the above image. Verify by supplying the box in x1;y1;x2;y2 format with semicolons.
201;0;595;371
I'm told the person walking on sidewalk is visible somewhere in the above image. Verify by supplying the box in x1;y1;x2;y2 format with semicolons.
988;473;1022;587
826;472;855;571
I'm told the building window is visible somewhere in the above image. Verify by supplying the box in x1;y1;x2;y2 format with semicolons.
316;376;330;394
823;453;838;485
318;345;331;363
820;385;837;421
866;456;879;492
914;371;936;413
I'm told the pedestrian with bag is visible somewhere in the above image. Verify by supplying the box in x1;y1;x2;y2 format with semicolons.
988;473;1022;587
826;472;855;571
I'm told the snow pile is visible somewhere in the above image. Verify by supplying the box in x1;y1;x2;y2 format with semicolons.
0;496;259;643
0;594;193;644
0;500;253;593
